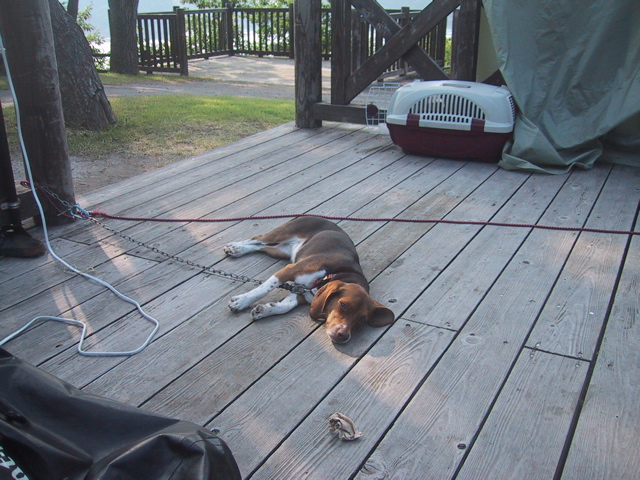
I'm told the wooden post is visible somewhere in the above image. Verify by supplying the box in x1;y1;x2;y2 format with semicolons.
288;3;295;59
451;0;482;81
294;0;322;128
174;7;189;76
400;6;411;75
330;0;350;105
0;0;76;225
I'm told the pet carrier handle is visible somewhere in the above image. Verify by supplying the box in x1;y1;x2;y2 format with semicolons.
442;82;472;88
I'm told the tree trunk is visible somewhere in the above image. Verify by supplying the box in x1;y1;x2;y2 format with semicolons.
109;0;140;75
49;0;116;130
0;0;76;225
66;0;79;19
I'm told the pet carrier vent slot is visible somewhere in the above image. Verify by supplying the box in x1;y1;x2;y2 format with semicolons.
508;95;517;120
409;94;486;125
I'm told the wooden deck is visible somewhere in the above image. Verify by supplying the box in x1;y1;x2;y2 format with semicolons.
2;122;639;479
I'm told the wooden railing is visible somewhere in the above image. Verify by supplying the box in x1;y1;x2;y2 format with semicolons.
137;6;321;74
296;0;484;128
232;7;292;58
353;8;448;80
137;11;187;75
134;5;440;76
184;8;230;58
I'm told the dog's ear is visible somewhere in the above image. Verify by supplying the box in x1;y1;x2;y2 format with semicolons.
309;282;343;322
367;300;395;327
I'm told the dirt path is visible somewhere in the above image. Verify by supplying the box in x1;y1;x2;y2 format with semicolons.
101;56;333;101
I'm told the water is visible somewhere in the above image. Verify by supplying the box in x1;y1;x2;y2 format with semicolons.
79;0;428;41
79;0;181;40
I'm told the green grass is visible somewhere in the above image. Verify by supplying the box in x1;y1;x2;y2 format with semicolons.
69;94;294;158
4;94;294;159
1;72;214;89
98;72;213;85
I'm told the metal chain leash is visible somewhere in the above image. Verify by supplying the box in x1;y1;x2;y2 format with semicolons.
26;182;79;218
29;182;311;292
88;216;265;286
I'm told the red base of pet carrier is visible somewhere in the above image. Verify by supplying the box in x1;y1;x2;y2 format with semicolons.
388;123;512;163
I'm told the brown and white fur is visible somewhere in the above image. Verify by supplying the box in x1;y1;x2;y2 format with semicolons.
224;217;394;344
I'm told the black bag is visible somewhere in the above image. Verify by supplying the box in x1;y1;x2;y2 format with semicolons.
0;349;240;480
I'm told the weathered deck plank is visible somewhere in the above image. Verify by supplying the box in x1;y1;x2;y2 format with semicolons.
68;124;370;246
251;322;455;480
560;222;640;480
352;164;612;479
403;170;570;329
526;164;640;359
74;122;302;208
1;123;638;480
456;351;588;480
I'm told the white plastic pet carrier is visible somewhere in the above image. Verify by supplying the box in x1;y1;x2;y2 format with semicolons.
385;80;516;162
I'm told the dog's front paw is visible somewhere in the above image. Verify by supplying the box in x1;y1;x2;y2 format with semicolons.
229;294;251;312
223;243;242;257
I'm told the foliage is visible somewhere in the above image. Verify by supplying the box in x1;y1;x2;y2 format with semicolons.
180;0;291;8
77;5;105;48
180;0;302;56
74;3;109;70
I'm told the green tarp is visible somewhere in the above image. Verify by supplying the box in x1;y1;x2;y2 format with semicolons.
483;0;640;173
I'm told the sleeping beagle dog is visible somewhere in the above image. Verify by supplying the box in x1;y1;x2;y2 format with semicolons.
224;217;395;343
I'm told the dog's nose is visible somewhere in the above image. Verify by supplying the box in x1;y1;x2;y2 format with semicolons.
329;327;351;344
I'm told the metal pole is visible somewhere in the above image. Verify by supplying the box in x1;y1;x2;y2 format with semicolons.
0;100;45;258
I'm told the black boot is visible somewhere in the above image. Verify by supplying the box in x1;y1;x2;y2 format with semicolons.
0;225;46;258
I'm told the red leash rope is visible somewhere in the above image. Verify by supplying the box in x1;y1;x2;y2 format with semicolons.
24;182;640;236
89;210;640;236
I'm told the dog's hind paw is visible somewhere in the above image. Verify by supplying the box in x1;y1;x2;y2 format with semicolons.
251;303;272;320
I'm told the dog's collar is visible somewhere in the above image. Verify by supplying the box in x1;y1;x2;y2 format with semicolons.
312;274;335;290
310;274;336;294
281;274;336;296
